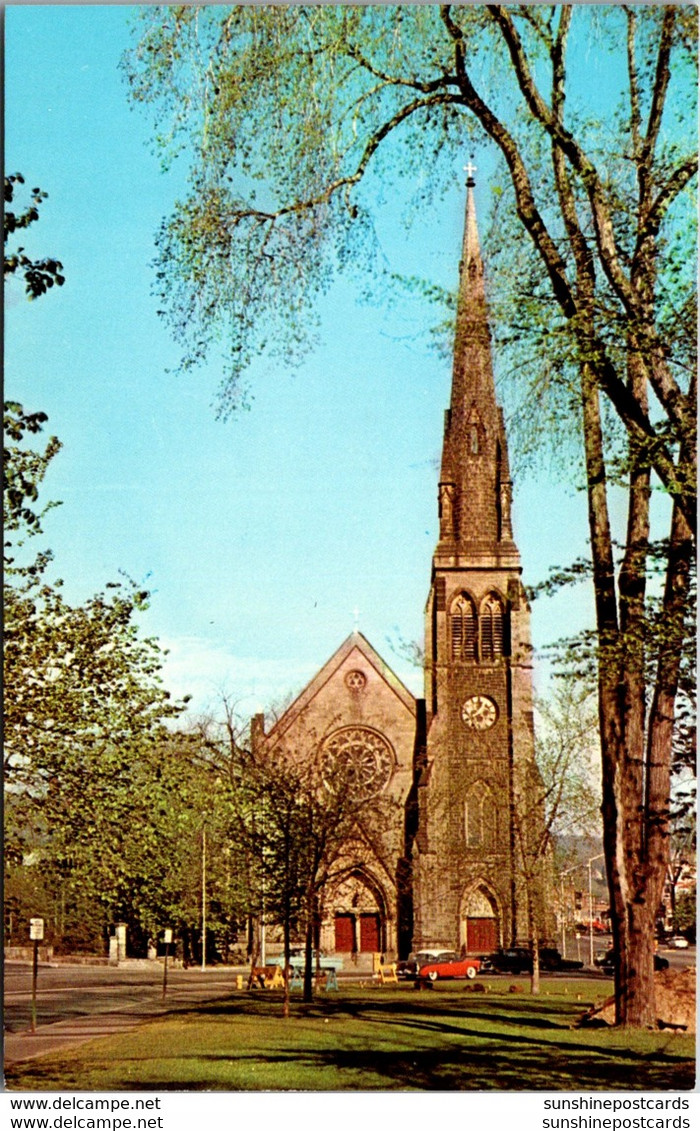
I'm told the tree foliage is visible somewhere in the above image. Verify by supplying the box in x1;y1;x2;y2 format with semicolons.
3;420;192;932
4;174;65;299
513;680;600;993
194;696;398;1007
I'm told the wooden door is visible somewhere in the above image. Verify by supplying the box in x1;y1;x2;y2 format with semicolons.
466;917;497;953
334;914;354;952
359;913;380;953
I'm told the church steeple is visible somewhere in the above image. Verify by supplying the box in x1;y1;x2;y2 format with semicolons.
438;169;515;555
415;169;544;957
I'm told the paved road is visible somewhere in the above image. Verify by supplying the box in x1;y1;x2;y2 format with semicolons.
562;935;695;973
4;962;252;1067
5;962;249;1033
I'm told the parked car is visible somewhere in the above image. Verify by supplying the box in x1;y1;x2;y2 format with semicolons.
590;919;609;935
668;936;689;949
486;947;534;974
486;947;583;974
418;953;481;981
269;948;343;971
539;948;584;972
397;950;455;980
594;948;669;976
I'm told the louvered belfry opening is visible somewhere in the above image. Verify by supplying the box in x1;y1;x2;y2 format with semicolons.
450;593;478;661
480;594;504;661
451;592;506;662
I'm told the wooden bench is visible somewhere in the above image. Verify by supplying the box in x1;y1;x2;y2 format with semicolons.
249;965;285;989
372;952;398;984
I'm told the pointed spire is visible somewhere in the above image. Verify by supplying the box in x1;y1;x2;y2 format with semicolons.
437;164;516;554
453;175;489;372
461;173;482;278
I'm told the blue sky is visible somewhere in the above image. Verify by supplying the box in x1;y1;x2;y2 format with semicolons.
5;4;601;720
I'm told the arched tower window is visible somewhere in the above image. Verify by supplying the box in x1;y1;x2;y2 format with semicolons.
464;782;497;850
450;593;477;661
480;593;504;661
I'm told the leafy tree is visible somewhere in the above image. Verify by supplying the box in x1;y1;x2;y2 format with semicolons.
195;697;397;1011
4;174;65;299
513;681;600;994
124;6;696;1026
4;539;193;945
665;793;696;930
673;888;696;939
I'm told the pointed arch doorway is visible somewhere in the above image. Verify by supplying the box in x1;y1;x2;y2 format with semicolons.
326;869;390;955
461;885;500;953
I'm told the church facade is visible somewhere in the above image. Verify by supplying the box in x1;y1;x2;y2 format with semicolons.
251;175;550;959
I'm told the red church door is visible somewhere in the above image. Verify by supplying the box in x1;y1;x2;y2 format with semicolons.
466;917;497;953
359;914;380;953
334;914;354;952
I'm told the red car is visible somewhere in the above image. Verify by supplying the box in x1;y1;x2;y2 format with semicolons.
418;953;481;981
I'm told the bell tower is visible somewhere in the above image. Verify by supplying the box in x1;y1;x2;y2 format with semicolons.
413;167;540;953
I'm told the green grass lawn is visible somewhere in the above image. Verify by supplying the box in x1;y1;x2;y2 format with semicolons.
6;979;695;1092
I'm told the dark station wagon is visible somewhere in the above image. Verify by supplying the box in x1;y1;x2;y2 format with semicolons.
485;947;584;974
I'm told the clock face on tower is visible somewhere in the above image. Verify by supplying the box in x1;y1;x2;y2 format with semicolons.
461;695;498;730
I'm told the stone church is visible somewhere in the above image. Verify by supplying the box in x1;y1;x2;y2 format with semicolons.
251;173;549;960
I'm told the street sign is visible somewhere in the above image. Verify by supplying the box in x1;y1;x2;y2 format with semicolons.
162;929;173;1000
30;918;44;941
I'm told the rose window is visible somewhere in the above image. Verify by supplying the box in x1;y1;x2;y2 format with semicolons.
321;727;393;799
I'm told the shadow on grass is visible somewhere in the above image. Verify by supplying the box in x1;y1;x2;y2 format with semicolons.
8;1039;695;1093
6;987;695;1093
178;987;592;1032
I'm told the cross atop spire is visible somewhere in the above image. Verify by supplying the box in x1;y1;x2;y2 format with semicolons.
464;158;477;186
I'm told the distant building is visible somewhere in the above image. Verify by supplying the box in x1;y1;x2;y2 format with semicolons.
252;173;552;958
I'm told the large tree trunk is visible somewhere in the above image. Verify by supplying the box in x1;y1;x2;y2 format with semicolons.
611;329;656;1027
579;353;657;1027
596;420;692;1027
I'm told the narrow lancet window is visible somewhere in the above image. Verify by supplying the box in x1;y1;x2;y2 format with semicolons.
465;782;497;849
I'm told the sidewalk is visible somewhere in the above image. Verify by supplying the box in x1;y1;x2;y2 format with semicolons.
5;1000;167;1067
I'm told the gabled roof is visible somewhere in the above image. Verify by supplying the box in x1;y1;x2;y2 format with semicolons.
265;631;417;743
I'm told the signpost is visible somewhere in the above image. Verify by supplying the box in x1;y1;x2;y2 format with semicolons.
29;918;44;1033
162;929;173;1000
